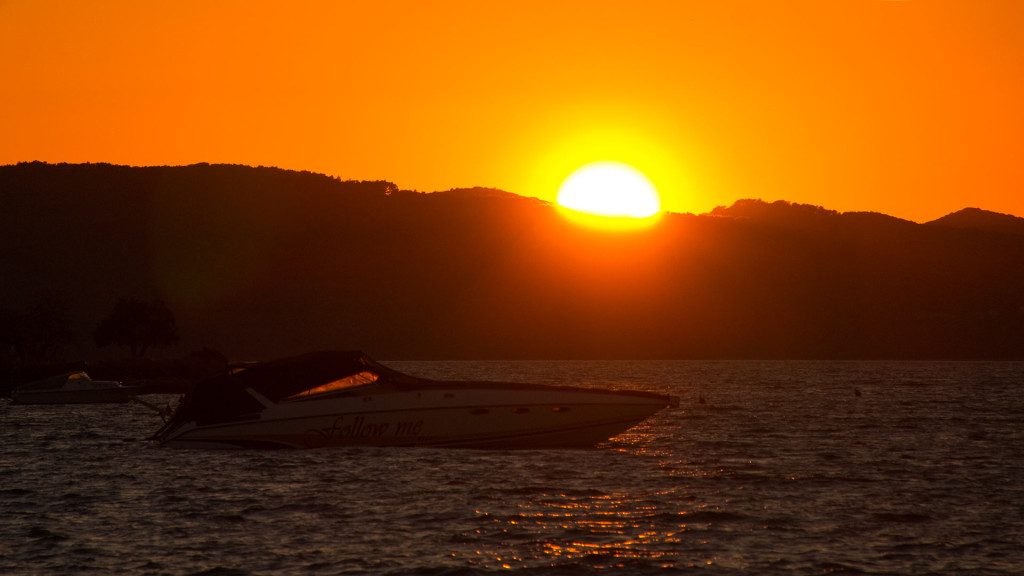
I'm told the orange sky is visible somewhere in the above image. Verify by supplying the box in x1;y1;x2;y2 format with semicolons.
3;0;1022;222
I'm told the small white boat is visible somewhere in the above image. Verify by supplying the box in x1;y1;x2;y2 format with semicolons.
12;371;137;404
154;351;677;449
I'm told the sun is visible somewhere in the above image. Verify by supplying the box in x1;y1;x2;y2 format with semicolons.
557;162;661;225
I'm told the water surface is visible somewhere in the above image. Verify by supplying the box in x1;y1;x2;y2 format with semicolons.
2;361;1022;574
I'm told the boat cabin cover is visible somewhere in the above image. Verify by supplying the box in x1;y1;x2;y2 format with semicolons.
166;351;411;427
17;371;103;391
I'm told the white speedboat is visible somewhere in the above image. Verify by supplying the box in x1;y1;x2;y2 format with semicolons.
154;351;677;449
12;371;137;404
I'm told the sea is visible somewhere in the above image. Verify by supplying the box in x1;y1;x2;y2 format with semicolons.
2;360;1023;575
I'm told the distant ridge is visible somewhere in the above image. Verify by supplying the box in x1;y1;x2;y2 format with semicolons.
709;199;1024;236
434;187;536;201
926;207;1024;236
710;198;840;220
710;199;918;227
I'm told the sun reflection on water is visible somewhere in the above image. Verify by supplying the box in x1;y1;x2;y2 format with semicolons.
461;488;702;570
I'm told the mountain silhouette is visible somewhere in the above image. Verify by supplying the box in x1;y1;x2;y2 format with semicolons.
926;207;1024;236
3;162;1023;360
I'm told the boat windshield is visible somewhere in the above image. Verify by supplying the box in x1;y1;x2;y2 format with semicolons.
284;370;378;400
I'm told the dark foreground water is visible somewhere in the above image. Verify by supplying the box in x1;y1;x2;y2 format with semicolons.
2;361;1023;575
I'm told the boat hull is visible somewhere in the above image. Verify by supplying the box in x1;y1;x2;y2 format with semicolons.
161;385;672;449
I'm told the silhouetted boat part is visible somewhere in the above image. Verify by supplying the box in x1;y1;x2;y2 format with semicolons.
11;371;138;404
153;351;677;449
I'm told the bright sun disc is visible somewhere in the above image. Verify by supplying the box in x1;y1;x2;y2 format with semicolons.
557;161;661;219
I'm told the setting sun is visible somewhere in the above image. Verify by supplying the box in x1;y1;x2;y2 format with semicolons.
557;161;661;221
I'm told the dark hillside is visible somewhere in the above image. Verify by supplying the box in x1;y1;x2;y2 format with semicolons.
3;163;1023;360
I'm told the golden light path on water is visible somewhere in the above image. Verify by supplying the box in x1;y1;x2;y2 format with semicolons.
462;425;725;571
472;492;695;569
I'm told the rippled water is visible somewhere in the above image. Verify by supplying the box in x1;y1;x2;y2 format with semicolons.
2;361;1023;575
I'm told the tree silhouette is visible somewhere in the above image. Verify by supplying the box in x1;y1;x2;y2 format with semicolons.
94;298;179;357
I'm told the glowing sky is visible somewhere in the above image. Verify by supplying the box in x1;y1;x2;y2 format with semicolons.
3;1;1022;222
